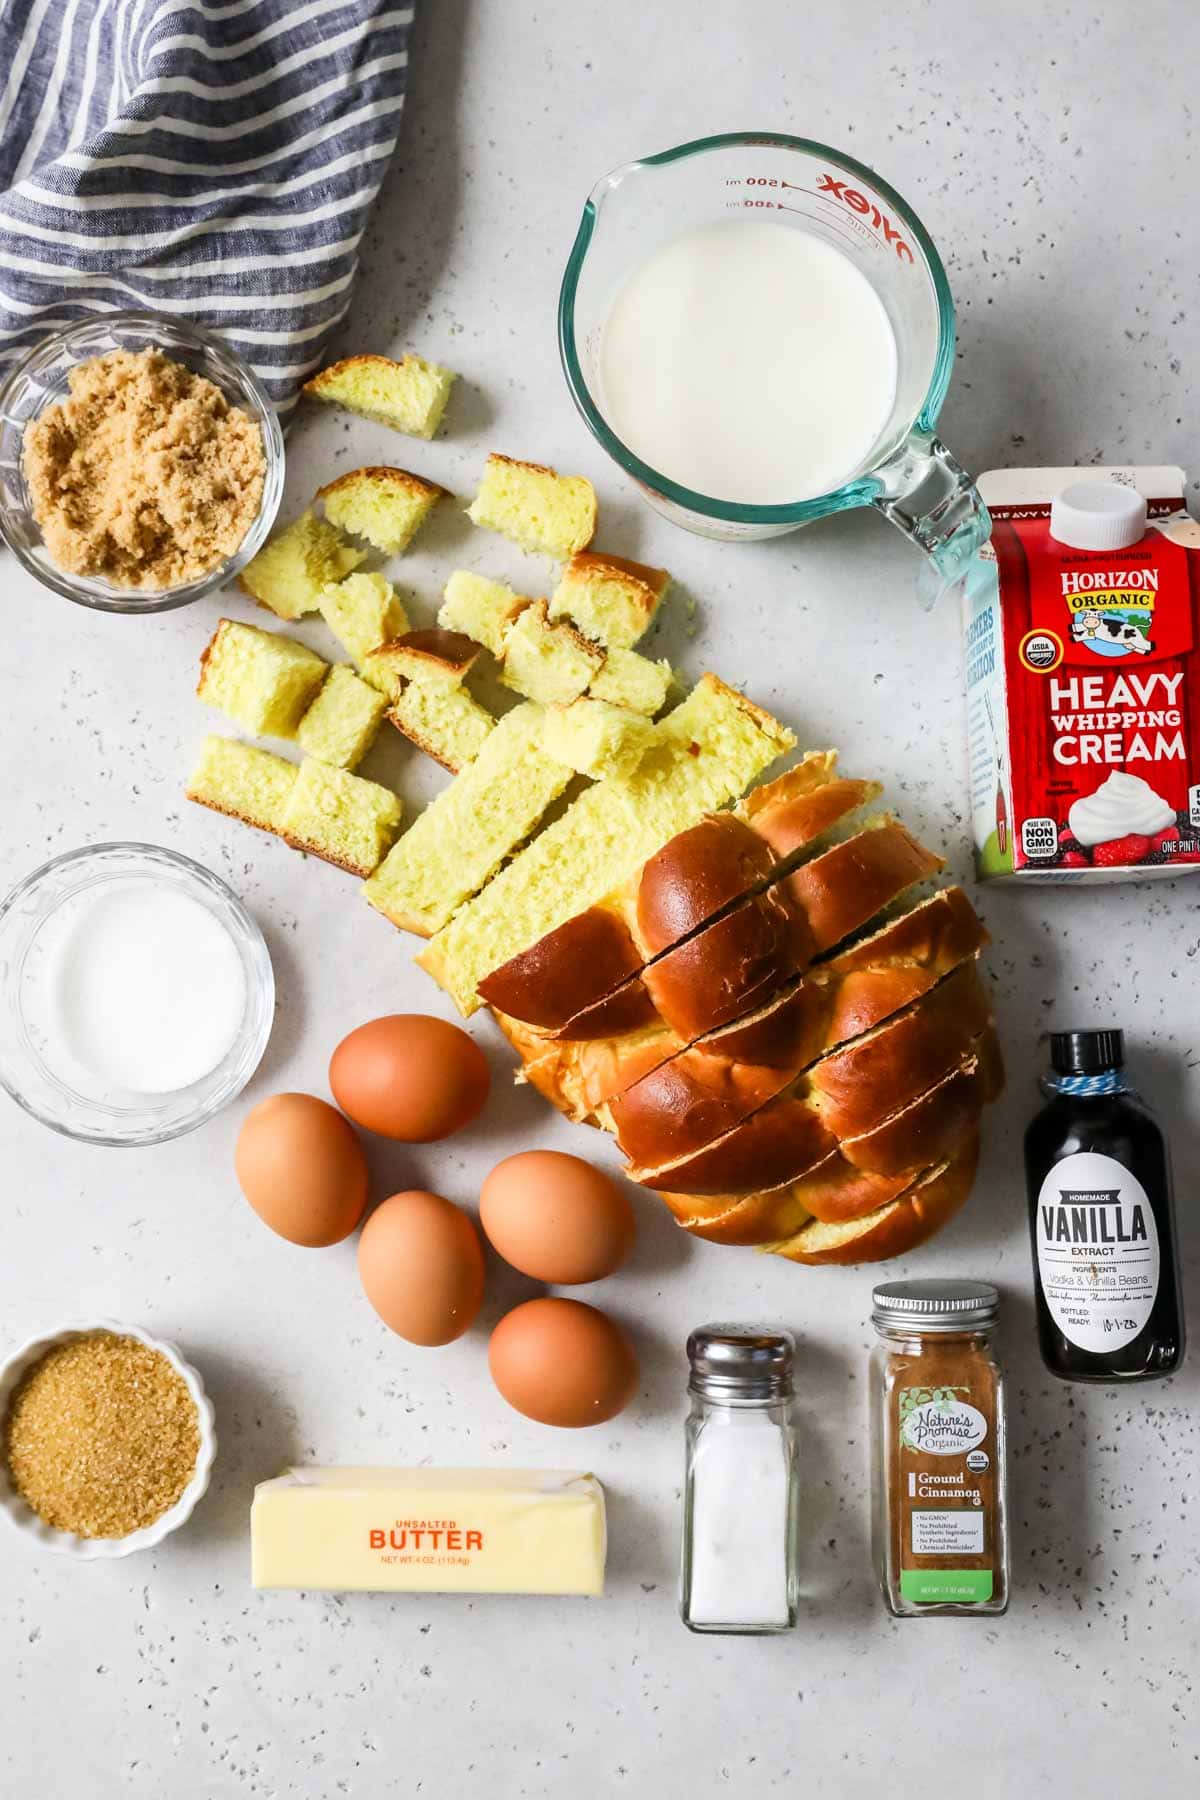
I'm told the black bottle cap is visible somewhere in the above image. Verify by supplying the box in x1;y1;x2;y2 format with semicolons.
1050;1029;1125;1075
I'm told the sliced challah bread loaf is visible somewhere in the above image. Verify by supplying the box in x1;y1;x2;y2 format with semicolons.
478;753;881;1033
658;1033;1002;1241
503;885;986;1126
547;812;941;1048
603;917;991;1167
763;1139;983;1265
623;962;993;1193
417;675;796;1014
395;670;999;1264
637;819;942;1044
492;801;1001;1265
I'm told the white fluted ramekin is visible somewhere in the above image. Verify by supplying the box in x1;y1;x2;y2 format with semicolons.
0;1320;217;1559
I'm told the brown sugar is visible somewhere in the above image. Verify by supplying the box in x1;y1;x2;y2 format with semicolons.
23;346;265;590
3;1331;200;1538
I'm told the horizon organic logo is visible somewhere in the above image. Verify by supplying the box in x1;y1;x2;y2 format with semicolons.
816;173;915;262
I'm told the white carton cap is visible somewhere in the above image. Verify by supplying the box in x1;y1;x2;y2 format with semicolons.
1050;480;1148;550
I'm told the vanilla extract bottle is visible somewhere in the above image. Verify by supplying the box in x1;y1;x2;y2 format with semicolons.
1025;1030;1185;1382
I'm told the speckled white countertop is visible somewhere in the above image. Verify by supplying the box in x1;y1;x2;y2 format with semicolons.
4;2;1199;1794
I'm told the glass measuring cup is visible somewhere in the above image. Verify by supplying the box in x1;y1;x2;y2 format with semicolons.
559;132;989;600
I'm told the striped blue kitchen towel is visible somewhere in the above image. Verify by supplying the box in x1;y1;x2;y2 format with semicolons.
0;0;414;414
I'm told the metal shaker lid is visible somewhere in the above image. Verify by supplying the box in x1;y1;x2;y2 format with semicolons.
686;1323;795;1399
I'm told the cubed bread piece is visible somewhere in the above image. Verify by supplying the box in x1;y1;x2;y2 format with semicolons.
278;758;402;877
319;571;410;667
501;600;604;705
364;704;574;936
438;570;531;656
362;630;480;701
295;664;387;770
589;647;673;717
302;354;456;439
541;698;656;781
549;552;670;650
467;454;597;558
239;511;364;621
186;735;298;835
196;618;328;739
388;681;496;773
418;674;795;1014
317;465;447;554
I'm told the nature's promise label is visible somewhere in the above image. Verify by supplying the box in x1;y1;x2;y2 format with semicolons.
897;1383;997;1604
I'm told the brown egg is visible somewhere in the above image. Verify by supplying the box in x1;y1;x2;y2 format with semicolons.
330;1014;490;1141
488;1298;639;1427
235;1093;368;1247
358;1189;485;1345
480;1150;636;1284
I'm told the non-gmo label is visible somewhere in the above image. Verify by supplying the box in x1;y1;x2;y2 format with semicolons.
911;1511;985;1556
1036;1150;1160;1352
1021;816;1059;858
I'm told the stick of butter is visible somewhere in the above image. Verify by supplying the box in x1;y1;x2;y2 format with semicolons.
251;1467;606;1596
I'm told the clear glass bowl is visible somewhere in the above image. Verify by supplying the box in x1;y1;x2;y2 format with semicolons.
0;310;285;614
0;844;275;1145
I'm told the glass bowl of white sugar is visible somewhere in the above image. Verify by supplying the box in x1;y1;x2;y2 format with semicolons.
0;844;274;1145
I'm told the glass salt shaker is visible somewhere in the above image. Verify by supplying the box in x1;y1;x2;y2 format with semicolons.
679;1324;799;1635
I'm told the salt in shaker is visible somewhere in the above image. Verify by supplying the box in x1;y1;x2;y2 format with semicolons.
679;1324;799;1634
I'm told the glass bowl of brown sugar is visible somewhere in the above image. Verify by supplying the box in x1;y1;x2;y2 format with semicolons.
0;310;285;614
0;1321;217;1558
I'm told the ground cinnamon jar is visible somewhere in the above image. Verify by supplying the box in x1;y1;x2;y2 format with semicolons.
869;1280;1009;1617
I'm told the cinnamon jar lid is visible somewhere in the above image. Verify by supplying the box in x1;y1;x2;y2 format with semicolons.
871;1279;999;1332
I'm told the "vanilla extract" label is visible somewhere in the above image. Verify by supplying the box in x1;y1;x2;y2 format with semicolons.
1035;1150;1160;1353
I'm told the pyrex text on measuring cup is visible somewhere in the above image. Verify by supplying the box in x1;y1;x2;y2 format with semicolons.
559;132;989;600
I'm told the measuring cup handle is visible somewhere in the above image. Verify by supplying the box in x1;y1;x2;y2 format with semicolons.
870;434;991;607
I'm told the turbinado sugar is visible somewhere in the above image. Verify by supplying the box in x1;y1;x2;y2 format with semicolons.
3;1331;199;1538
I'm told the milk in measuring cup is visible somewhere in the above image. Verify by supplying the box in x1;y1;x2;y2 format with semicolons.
964;465;1200;883
599;219;898;505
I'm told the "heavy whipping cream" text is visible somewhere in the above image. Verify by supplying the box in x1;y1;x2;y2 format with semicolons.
964;466;1200;883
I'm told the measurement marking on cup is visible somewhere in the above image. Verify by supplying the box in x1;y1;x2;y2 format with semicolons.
721;173;913;259
726;177;835;193
776;202;885;249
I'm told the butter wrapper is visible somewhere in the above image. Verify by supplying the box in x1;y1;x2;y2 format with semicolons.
251;1466;606;1596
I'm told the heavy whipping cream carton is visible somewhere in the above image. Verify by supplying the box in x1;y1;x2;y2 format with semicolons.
964;466;1200;882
